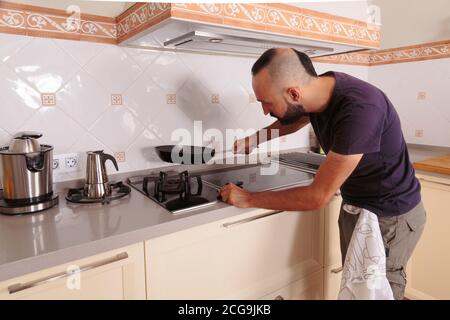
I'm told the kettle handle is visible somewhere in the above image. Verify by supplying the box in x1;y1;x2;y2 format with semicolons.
102;153;119;171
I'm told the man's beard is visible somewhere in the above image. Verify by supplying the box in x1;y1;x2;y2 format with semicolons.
271;102;307;125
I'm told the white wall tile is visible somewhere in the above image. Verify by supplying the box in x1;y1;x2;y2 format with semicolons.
145;52;191;92
125;129;168;171
89;106;144;152
123;47;160;70
123;74;166;126
56;38;106;66
0;64;41;133
18;107;85;154
57;70;110;129
0;33;31;64
0;127;11;147
84;45;142;93
6;38;80;93
369;59;450;147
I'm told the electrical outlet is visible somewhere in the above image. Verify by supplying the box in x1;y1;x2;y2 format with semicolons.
52;159;60;170
53;153;80;173
65;156;78;169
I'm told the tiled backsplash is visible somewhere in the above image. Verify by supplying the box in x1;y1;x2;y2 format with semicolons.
0;32;315;181
369;58;450;147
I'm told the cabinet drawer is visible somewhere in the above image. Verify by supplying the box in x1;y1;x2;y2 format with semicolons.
146;209;324;299
0;243;146;300
259;269;323;300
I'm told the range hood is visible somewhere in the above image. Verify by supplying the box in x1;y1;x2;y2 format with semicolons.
118;3;380;57
163;30;335;56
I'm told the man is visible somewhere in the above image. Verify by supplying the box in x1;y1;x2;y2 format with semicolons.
218;48;426;300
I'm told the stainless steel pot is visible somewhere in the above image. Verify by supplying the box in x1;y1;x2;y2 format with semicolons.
0;132;54;204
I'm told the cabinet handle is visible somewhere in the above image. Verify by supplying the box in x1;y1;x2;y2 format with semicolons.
274;295;284;300
418;177;450;187
7;252;129;294
222;211;282;229
331;266;343;274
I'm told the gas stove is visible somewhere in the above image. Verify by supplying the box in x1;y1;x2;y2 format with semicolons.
127;164;313;214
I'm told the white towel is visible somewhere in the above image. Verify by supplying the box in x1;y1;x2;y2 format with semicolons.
338;205;394;300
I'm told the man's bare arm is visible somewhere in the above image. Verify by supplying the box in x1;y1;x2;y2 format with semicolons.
247;151;363;211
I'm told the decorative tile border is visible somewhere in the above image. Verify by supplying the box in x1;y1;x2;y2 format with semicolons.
170;3;381;49
114;2;380;49
116;2;171;43
313;40;450;66
0;1;448;66
0;1;116;43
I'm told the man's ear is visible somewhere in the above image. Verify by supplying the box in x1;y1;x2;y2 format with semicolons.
286;87;301;102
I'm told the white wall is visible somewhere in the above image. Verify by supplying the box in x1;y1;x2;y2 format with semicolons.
369;58;450;147
293;1;369;21
369;0;450;48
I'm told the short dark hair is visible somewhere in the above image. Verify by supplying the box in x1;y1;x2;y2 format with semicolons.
251;48;317;77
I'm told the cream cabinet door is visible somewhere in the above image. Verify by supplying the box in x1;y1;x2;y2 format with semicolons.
324;195;342;268
324;265;343;300
0;243;146;300
405;175;450;300
145;209;324;299
323;195;343;300
260;270;323;300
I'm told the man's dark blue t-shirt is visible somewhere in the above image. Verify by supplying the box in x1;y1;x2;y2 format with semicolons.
309;71;421;217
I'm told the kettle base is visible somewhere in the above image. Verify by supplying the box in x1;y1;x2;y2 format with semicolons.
0;191;58;215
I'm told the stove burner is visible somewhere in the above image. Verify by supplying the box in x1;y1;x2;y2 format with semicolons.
66;181;131;204
142;170;203;202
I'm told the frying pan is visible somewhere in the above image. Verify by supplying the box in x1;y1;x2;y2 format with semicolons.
155;145;218;164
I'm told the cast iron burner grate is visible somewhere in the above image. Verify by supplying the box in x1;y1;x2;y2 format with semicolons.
66;181;131;204
142;170;203;202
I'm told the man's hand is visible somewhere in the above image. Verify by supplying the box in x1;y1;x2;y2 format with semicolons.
233;135;258;154
218;183;253;208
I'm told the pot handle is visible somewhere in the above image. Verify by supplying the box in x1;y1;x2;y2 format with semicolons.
102;152;119;171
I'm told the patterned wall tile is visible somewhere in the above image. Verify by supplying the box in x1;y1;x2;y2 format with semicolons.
111;94;123;106
41;93;56;106
166;93;177;105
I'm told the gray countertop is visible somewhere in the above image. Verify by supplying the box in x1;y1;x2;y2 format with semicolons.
0;150;311;282
1;144;447;282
